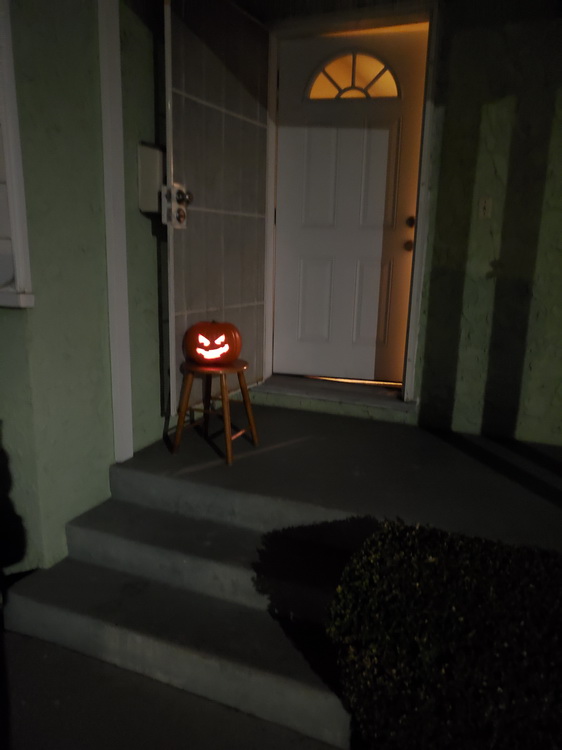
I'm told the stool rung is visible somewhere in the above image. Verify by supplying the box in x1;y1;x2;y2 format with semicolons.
172;359;258;464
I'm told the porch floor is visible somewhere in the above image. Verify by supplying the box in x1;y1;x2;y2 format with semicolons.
151;403;562;551
3;404;562;749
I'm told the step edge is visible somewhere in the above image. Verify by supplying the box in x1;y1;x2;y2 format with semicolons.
108;466;352;531
66;523;337;622
67;524;267;611
6;594;349;749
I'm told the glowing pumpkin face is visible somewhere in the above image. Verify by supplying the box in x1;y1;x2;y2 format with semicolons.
183;321;242;365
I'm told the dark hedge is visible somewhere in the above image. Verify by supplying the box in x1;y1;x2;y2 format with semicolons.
327;519;562;750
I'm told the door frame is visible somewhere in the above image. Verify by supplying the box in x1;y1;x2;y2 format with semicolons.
263;2;441;403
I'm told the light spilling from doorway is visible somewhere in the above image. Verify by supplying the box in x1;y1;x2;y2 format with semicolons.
307;376;402;389
323;22;429;38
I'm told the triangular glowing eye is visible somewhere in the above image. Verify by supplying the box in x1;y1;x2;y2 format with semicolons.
198;334;211;346
215;334;226;345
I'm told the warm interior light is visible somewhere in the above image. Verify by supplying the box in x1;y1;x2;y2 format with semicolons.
340;89;368;98
355;54;384;89
307;375;402;388
324;55;353;88
323;22;429;37
309;73;339;99
308;52;398;100
367;70;398;97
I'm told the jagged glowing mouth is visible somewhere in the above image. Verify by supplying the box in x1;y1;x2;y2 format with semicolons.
196;343;230;360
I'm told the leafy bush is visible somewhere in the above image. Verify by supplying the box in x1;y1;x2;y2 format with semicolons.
327;519;562;749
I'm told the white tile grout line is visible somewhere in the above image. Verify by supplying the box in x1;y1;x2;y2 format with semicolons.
189;206;266;219
176;302;264;316
172;88;267;129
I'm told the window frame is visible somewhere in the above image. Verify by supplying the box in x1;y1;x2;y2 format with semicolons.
307;51;400;100
0;0;33;308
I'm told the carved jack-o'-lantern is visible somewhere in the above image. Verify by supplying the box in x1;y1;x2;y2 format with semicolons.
183;321;242;365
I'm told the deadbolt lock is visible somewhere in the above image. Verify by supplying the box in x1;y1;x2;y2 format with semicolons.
175;189;193;205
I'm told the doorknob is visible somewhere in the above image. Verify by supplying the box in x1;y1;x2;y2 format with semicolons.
406;216;416;228
175;189;193;205
404;240;414;251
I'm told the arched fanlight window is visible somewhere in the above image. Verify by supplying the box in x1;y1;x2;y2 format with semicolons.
308;53;399;100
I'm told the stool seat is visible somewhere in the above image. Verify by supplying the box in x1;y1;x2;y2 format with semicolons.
173;358;258;465
180;358;249;376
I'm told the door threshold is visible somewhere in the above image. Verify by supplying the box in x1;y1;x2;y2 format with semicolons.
245;374;418;424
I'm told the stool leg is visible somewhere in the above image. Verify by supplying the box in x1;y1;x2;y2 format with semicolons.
237;371;259;446
173;372;194;453
203;375;212;437
219;373;233;465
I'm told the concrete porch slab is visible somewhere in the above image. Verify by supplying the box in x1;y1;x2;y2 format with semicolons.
123;405;562;553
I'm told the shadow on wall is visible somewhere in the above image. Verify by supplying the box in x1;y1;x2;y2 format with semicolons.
1;442;27;750
419;13;561;439
175;0;268;110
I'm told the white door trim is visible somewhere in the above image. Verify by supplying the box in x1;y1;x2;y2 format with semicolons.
264;2;439;403
402;5;441;401
98;0;134;462
163;0;177;410
263;32;278;381
0;0;33;308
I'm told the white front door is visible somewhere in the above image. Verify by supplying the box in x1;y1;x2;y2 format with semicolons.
273;24;428;383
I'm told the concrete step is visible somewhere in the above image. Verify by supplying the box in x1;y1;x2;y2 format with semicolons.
5;559;349;748
109;462;351;532
67;499;334;618
67;499;267;611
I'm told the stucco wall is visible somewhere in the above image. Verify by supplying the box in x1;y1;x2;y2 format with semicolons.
419;6;562;446
1;0;163;571
517;88;562;444
0;310;41;569
4;0;113;568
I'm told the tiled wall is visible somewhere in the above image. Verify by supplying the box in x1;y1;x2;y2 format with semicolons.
171;0;268;393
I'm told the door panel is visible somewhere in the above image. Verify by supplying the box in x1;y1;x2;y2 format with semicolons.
298;258;333;342
303;129;337;226
274;118;389;379
274;26;428;382
354;259;379;345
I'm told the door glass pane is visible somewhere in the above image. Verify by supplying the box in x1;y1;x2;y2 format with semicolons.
355;54;384;89
324;55;353;89
367;70;398;97
340;89;367;98
309;72;339;99
308;53;398;100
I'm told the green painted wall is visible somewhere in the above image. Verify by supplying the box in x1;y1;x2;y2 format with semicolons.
418;3;562;446
1;0;560;573
3;0;113;568
1;0;162;571
0;310;41;569
120;2;162;452
516;88;562;444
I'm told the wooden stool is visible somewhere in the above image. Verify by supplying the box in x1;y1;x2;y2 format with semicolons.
173;359;258;465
